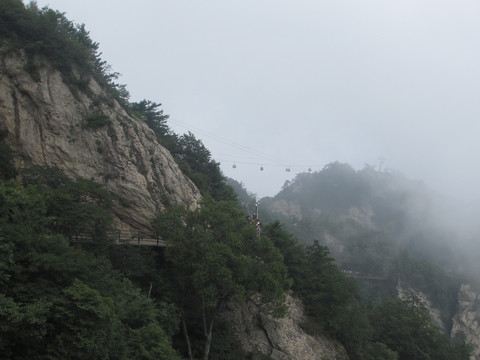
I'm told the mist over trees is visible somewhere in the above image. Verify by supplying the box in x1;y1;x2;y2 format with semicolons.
260;162;480;274
252;162;478;353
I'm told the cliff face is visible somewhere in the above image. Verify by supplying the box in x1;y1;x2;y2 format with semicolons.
221;293;349;360
397;283;480;360
0;48;201;232
451;285;480;360
396;282;448;332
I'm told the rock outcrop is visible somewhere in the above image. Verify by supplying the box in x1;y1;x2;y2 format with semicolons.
221;293;349;360
0;48;201;232
397;282;480;360
396;281;448;333
451;284;480;360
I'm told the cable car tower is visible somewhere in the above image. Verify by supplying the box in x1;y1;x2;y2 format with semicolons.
252;199;261;237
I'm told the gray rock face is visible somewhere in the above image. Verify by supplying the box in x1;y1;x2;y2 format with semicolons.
396;282;447;333
451;284;480;360
0;49;201;232
222;293;349;360
397;282;480;360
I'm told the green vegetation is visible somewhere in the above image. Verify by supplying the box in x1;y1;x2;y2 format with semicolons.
130;100;170;139
0;0;129;104
260;221;471;360
85;109;111;128
260;162;469;298
369;298;472;360
1;125;470;358
1;0;233;200
152;200;288;360
130;97;236;200
247;163;473;359
0;130;17;180
169;132;237;200
0;177;181;359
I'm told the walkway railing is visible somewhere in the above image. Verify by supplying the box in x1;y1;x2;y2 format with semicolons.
70;230;167;247
341;269;387;281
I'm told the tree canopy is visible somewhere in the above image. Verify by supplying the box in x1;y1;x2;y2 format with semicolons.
0;0;129;103
152;200;288;360
0;176;181;359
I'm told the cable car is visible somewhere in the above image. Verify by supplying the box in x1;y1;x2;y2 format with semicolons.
260;166;264;171
232;164;236;169
285;167;291;172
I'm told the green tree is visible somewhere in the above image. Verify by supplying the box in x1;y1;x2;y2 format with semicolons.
295;241;357;334
369;298;471;360
0;0;128;103
0;177;180;359
131;99;170;138
262;221;304;287
21;166;114;247
48;279;120;359
0;131;17;180
154;200;288;360
171;132;237;201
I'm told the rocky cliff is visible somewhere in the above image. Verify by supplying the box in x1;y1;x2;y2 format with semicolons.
451;285;480;360
397;282;480;360
0;47;201;232
396;281;448;332
221;293;349;360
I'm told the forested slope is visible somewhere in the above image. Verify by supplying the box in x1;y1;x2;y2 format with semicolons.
240;162;480;357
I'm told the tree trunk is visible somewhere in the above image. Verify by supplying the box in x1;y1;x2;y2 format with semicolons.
147;282;152;298
202;330;213;360
201;297;219;360
180;308;193;360
202;316;216;360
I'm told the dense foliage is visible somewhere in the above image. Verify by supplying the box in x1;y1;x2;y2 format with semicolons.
260;215;471;360
369;299;472;360
260;162;471;303
0;175;181;359
0;0;129;103
0;130;17;180
152;201;288;360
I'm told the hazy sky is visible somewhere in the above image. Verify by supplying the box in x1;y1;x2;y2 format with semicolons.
35;0;480;199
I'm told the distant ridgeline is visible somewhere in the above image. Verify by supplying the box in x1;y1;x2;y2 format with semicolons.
232;162;479;349
259;162;479;275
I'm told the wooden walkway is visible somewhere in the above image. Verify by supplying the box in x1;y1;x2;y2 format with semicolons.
71;230;167;247
341;270;387;281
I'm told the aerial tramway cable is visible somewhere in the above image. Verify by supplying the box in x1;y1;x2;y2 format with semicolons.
169;119;296;168
167;118;323;173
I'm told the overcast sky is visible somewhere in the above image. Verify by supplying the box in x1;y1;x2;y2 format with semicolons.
35;0;480;200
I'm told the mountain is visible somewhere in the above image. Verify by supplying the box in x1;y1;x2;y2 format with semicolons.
259;162;480;272
261;162;431;233
0;42;201;233
241;162;480;358
1;2;476;359
0;5;351;359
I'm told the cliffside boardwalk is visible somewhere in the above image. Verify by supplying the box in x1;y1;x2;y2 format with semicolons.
71;230;167;247
341;269;388;281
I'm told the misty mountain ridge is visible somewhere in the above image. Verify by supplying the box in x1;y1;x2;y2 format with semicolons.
230;161;480;275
